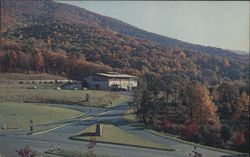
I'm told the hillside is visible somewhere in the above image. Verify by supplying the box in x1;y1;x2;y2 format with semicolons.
0;0;248;84
96;16;246;59
1;0;246;59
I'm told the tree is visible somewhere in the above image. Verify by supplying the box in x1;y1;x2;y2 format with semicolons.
217;83;239;121
162;74;187;105
34;51;44;72
231;130;246;145
10;51;18;66
202;69;218;85
2;53;11;71
2;51;18;71
223;58;230;68
192;85;220;127
192;84;222;146
144;72;161;96
233;92;249;121
181;82;222;145
182;121;200;141
133;79;154;125
221;124;231;142
15;51;32;73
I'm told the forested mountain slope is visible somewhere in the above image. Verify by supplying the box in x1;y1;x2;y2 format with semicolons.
1;0;248;84
2;0;247;59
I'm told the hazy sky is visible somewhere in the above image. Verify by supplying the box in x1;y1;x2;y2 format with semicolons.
60;1;249;52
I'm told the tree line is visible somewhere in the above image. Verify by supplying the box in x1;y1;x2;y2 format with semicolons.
133;73;249;153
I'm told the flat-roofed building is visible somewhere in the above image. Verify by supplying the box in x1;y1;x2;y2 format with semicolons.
84;72;138;90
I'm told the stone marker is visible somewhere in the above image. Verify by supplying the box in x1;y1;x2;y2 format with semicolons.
95;123;103;136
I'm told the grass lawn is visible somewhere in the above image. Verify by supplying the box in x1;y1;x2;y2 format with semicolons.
0;102;83;130
72;123;171;150
0;73;130;107
122;107;146;128
47;149;118;157
0;87;129;107
123;108;137;123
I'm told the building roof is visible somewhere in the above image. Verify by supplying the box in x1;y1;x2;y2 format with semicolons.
96;72;138;78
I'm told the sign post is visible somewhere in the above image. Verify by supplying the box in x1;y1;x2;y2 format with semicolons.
30;120;33;132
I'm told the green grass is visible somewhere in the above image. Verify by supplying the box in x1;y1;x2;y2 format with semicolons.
122;107;146;128
0;102;83;130
72;123;170;150
0;87;129;107
47;149;118;157
0;75;130;107
123;108;137;123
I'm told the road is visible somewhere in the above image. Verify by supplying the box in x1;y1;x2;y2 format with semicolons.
0;94;245;157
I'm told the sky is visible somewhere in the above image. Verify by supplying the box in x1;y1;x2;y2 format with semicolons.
59;1;249;52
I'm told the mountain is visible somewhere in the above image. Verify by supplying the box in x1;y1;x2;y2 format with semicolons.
0;0;248;84
96;15;243;59
1;0;243;59
227;49;249;55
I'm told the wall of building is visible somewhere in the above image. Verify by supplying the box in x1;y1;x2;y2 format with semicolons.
84;75;138;90
108;78;137;90
85;76;110;90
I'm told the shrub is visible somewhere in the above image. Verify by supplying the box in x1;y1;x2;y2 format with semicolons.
182;122;200;141
231;130;245;145
16;145;38;157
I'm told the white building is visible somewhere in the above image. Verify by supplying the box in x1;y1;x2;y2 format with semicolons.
84;72;138;90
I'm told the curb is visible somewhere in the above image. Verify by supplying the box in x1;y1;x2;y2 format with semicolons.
69;136;174;152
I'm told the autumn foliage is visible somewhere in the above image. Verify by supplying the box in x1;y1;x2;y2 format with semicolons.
0;0;249;153
231;130;246;145
183;122;200;140
134;76;249;152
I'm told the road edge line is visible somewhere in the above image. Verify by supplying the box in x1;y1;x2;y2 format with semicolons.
30;111;107;135
31;116;95;135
